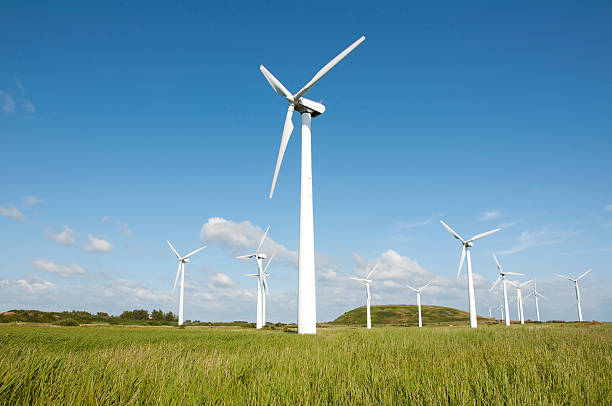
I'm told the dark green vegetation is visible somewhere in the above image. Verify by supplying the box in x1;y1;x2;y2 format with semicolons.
0;324;610;404
0;309;178;326
332;304;493;326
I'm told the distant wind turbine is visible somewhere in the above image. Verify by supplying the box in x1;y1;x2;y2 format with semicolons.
261;36;366;334
556;269;591;322
524;277;548;322
351;265;377;329
508;279;532;325
406;282;431;327
490;254;524;327
237;226;271;329
440;220;501;328
167;240;206;326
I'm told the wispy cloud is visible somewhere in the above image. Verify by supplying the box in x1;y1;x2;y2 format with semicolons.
479;210;501;221
394;218;432;230
85;234;113;252
0;91;15;113
46;225;75;245
210;273;236;288
497;228;568;255
24;196;44;206
101;216;111;222
0;205;25;222
30;259;86;277
200;217;297;266
604;204;612;212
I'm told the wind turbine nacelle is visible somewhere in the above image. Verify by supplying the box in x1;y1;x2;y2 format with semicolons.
183;258;191;263
258;253;268;259
296;98;326;117
466;242;474;247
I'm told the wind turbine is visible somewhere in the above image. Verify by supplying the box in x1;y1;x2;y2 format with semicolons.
524;277;548;322
406;282;431;328
237;226;271;329
261;36;366;334
508;279;532;324
556;269;591;322
351;265;377;329
167;240;206;326
490;254;523;327
440;220;501;328
260;251;276;326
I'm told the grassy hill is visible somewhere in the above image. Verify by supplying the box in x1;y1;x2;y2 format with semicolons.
331;304;494;326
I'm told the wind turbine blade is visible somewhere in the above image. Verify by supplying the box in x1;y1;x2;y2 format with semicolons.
440;220;465;243
492;253;502;272
456;245;466;279
505;272;524;276
351;277;366;282
167;240;180;259
259;65;293;99
507;280;519;287
406;284;417;292
269;105;294;198
256;226;270;255
555;274;573;281
236;254;255;260
420;282;431;291
263;251;277;273
468;228;501;242
244;273;259;277
182;245;206;260
577;268;592;281
293;36;365;100
366;265;377;280
537;292;549;301
519;280;533;288
173;261;181;291
262;276;269;296
490;276;501;292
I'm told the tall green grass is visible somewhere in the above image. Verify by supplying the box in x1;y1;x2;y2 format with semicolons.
0;323;610;404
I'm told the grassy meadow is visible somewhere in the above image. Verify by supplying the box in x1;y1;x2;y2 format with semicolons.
0;323;610;405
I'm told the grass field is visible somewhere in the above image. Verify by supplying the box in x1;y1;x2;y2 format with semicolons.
0;323;610;405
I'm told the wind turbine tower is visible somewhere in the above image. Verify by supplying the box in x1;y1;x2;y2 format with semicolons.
261;36;366;334
351;265;377;329
167;241;206;326
556;269;591;322
440;220;501;328
490;254;523;327
406;282;431;327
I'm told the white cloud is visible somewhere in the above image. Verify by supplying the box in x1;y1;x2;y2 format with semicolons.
15;278;55;293
0;91;15;113
497;228;568;255
24;195;44;206
0;205;25;222
22;101;36;113
46;225;75;245
210;273;236;288
394;218;432;230
85;234;113;252
30;259;86;277
604;204;612;212
479;210;501;221
101;216;111;222
200;217;297;266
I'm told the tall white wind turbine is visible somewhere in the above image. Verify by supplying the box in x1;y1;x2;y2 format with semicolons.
351;265;377;329
490;254;523;327
525;277;548;322
508;279;532;325
237;226;271;329
406;283;431;328
440;220;501;328
556;269;591;322
167;240;206;326
261;36;366;334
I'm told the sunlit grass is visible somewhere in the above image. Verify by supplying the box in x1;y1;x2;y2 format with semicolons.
0;323;610;404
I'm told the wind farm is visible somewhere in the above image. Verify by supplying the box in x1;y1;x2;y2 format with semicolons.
1;2;611;405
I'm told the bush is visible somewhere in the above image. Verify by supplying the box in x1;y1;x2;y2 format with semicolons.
54;319;79;327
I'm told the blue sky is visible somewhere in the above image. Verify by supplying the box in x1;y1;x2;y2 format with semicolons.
1;2;611;322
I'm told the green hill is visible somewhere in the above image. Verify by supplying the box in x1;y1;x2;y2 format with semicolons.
331;305;494;326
